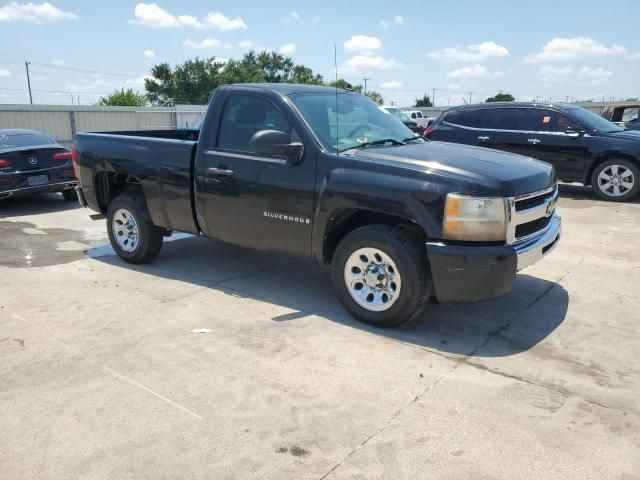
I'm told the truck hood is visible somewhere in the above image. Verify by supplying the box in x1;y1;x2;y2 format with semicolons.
351;141;556;197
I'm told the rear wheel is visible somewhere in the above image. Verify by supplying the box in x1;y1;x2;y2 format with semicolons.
107;193;164;264
331;225;431;328
61;188;77;201
591;159;640;201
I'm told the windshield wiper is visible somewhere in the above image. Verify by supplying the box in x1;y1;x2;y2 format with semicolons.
339;138;406;152
402;136;424;143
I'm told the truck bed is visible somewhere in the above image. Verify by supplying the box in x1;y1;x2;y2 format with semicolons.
74;130;200;234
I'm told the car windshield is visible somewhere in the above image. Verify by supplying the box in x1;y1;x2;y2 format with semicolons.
567;107;625;133
0;133;56;150
290;93;414;152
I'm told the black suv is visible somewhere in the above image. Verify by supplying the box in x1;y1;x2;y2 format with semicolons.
427;103;640;201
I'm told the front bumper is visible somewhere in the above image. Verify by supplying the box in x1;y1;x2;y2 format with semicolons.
426;214;561;304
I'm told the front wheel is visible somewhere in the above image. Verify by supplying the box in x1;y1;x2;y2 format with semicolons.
591;159;640;201
331;225;431;328
106;193;164;264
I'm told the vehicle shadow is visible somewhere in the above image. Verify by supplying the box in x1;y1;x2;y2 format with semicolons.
558;183;640;204
0;193;81;218
87;235;569;359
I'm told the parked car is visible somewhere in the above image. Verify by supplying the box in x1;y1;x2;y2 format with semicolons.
379;106;424;134
74;84;560;328
0;129;77;201
426;103;640;201
601;103;640;131
406;110;430;129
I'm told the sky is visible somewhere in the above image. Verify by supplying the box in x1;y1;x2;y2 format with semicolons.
1;0;639;107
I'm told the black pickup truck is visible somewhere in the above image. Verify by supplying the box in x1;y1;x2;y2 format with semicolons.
74;83;561;328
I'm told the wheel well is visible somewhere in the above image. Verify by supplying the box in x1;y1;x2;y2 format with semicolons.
323;209;426;264
586;153;640;185
94;172;144;213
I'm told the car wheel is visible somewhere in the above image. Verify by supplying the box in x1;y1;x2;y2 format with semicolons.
61;188;77;202
107;193;164;264
591;159;640;201
331;225;431;328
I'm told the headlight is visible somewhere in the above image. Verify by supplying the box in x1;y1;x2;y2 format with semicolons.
443;194;507;241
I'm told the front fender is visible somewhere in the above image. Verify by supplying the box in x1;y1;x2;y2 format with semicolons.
312;168;444;262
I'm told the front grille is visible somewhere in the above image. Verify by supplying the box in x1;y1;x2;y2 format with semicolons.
515;187;557;211
515;215;552;238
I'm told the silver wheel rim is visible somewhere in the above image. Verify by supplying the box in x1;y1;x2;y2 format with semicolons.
112;208;139;253
597;164;634;197
344;247;402;312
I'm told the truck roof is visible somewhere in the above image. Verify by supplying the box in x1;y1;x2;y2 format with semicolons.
229;83;351;95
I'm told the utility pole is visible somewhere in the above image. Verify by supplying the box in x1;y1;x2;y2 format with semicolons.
432;88;437;107
362;77;370;94
25;61;33;104
469;91;473;104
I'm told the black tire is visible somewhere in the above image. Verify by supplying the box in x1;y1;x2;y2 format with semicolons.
591;158;640;202
61;188;77;201
106;193;164;264
331;225;431;328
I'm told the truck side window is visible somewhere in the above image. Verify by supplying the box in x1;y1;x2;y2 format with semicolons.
217;94;292;153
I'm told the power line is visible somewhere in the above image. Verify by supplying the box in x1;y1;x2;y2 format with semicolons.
29;61;145;79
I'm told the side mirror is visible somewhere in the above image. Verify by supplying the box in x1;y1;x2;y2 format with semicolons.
250;130;304;163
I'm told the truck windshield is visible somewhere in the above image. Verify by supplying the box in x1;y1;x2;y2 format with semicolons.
290;93;415;152
567;107;625;133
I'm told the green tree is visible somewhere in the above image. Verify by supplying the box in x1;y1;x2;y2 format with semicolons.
414;94;432;107
99;88;147;106
145;52;325;105
327;79;384;105
485;92;515;102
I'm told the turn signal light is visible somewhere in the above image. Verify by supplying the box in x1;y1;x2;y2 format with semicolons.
0;159;10;167
424;127;434;138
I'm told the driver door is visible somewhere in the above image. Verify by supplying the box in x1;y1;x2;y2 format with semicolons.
200;93;316;257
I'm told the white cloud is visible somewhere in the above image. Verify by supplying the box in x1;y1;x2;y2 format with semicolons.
447;65;503;78
447;83;462;91
380;14;403;29
124;75;153;87
0;1;77;22
379;81;402;89
0;68;11;77
525;37;626;63
282;11;299;23
279;43;296;54
427;41;509;62
177;14;204;29
183;37;231;49
130;3;179;27
344;35;383;52
540;65;613;85
238;40;254;49
343;55;402;73
130;4;246;30
143;49;156;58
204;11;246;31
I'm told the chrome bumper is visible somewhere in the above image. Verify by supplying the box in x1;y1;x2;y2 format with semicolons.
514;214;561;270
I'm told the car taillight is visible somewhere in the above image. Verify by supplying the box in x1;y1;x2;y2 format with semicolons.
424;127;434;138
53;152;73;161
0;159;10;168
71;146;80;178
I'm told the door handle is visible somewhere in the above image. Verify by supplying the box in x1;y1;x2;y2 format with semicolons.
527;138;541;145
208;166;234;177
478;136;490;141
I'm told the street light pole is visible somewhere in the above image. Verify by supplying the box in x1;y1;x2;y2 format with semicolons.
25;61;33;104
